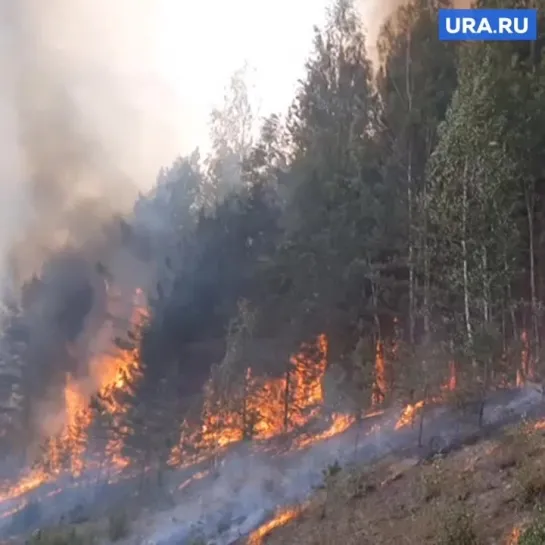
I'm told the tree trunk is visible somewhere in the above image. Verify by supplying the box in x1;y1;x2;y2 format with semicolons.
462;159;474;356
482;246;489;323
526;186;539;368
417;384;428;448
504;250;518;345
478;357;489;429
283;364;291;432
408;149;415;346
371;281;384;405
406;27;415;346
422;171;431;346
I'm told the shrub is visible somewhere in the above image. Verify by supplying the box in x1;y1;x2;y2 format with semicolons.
519;518;545;545
438;506;480;545
514;461;545;507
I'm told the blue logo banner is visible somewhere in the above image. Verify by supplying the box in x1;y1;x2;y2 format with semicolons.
438;9;537;41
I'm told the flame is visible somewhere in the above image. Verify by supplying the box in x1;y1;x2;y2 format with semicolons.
0;470;49;503
0;287;149;504
63;374;92;476
93;290;147;471
251;333;328;438
533;419;545;430
247;504;304;545
372;340;386;407
396;360;460;430
507;526;521;545
174;334;329;459
296;413;355;449
395;400;425;430
448;361;457;391
178;469;210;491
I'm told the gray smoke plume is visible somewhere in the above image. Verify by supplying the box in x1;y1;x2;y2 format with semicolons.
0;0;185;287
0;0;187;451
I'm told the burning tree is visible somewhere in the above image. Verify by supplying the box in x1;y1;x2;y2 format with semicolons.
200;298;258;449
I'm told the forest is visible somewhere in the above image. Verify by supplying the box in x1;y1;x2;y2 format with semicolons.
0;0;544;488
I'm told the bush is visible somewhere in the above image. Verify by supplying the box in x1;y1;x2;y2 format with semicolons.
520;512;545;545
438;506;480;545
519;522;545;545
515;461;545;507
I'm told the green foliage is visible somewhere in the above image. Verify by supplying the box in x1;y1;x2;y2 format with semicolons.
520;513;545;545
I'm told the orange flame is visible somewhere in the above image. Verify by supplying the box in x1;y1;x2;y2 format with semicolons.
63;374;92;476
0;287;150;502
178;469;210;491
247;504;304;545
372;340;386;407
296;413;355;449
448;361;457;391
171;334;330;463
507;526;521;545
395;400;424;430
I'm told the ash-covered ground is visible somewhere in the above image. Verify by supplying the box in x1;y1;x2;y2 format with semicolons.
0;385;542;545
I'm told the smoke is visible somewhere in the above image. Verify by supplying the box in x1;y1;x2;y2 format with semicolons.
135;386;545;545
356;0;470;63
0;0;186;286
0;0;190;447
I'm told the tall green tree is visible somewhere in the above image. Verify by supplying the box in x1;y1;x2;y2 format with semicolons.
276;0;382;347
376;0;457;347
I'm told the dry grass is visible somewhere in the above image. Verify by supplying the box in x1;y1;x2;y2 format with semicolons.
9;420;545;545
260;420;545;545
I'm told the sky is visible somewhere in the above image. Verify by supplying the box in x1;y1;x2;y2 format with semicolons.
147;0;402;165
153;0;332;157
0;0;408;214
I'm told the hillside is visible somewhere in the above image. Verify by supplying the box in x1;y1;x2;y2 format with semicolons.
2;386;544;545
247;418;545;545
7;406;545;545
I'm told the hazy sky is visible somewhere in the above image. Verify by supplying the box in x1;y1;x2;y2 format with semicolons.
147;0;401;162
153;0;332;156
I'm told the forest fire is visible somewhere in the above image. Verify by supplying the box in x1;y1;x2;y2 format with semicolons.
0;320;466;510
295;413;355;449
507;525;521;544
448;361;457;391
0;288;148;505
178;469;210;491
395;401;425;430
372;340;386;406
0;471;49;504
172;334;330;460
247;504;305;545
63;374;92;477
